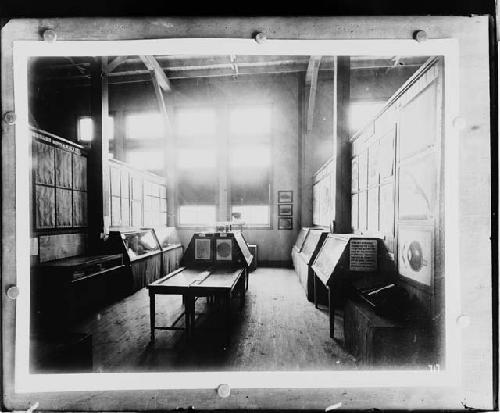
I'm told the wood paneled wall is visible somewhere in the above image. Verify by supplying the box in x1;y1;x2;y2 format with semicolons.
350;58;443;318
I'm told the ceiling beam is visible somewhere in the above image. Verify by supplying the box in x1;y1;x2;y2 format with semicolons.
306;56;321;132
139;55;171;92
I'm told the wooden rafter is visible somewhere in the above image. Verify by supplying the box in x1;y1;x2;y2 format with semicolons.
105;56;128;73
139;55;171;92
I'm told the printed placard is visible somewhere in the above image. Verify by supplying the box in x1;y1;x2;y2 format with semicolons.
349;239;377;271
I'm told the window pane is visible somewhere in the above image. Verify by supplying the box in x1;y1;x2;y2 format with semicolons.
178;147;217;169
175;108;217;136
179;205;216;226
229;106;271;135
127;150;163;171
78;116;114;142
232;205;270;226
78;117;93;141
349;102;385;133
126;113;164;140
229;144;271;168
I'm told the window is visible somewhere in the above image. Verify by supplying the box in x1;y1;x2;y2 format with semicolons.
178;205;216;226
126;113;164;140
77;115;114;142
231;205;270;226
229;104;272;227
124;112;165;174
173;104;272;228
175;108;218;226
126;150;164;171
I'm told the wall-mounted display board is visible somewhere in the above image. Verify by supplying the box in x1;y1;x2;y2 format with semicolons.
350;57;443;327
109;159;167;229
32;127;88;231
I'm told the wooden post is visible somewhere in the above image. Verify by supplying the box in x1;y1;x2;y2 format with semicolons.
88;57;110;251
333;56;351;233
149;72;176;227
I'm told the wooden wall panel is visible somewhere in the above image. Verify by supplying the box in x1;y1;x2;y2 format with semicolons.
73;191;88;227
55;148;72;189
72;155;87;191
35;185;55;229
34;141;55;185
56;188;72;227
110;166;121;197
39;233;86;263
399;83;438;160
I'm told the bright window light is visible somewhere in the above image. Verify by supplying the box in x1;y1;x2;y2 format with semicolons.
126;113;164;140
175;108;217;136
77;116;93;142
177;147;217;169
179;205;216;226
229;106;272;135
349;102;386;133
127;150;163;171
77;116;114;142
229;144;271;168
231;205;270;226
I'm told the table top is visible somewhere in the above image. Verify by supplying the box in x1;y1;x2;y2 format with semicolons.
148;267;244;294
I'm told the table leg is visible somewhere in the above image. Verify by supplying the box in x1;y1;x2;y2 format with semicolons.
225;292;232;345
328;286;334;339
314;275;318;309
183;293;191;338
149;290;155;345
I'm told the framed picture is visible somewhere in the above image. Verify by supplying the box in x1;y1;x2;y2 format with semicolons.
278;190;293;203
278;203;293;216
278;217;293;230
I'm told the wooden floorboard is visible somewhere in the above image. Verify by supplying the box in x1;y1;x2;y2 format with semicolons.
73;267;356;372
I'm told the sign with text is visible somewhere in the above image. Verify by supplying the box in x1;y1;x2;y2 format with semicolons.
349;239;377;271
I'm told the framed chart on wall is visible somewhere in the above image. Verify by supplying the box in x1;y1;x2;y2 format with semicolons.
397;224;433;287
278;190;293;203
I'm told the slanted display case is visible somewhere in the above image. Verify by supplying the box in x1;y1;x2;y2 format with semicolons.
106;228;163;291
32;253;126;332
294;228;329;301
291;227;310;270
311;234;391;337
148;226;184;276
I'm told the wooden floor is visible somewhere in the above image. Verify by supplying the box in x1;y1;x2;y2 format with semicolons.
74;267;356;373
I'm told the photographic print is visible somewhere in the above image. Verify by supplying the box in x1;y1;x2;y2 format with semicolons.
1;15;494;413
278;190;293;203
278;203;293;216
278;217;293;230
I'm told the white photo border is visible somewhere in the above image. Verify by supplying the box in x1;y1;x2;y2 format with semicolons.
13;37;460;393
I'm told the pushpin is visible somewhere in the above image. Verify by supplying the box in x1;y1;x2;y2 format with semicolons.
453;116;467;131
456;314;471;328
43;29;57;42
413;30;428;42
254;32;267;44
6;286;19;300
3;111;16;125
217;383;231;398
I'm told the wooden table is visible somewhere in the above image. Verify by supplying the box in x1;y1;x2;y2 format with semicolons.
147;266;246;345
